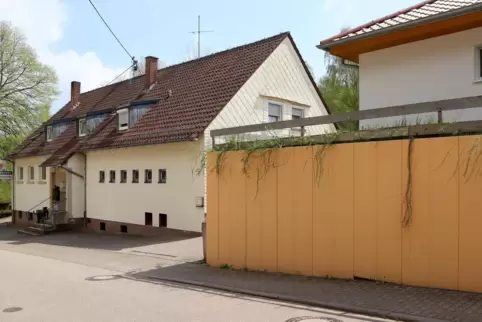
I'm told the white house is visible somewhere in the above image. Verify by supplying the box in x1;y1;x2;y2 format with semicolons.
10;32;334;235
317;0;482;129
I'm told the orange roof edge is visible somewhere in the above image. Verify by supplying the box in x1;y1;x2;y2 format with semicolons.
318;0;482;51
319;0;435;47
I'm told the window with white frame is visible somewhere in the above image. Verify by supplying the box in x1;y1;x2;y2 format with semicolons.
39;166;47;181
17;167;24;181
79;118;87;136
476;46;482;81
292;107;304;119
46;126;53;142
28;166;35;181
268;103;282;122
117;109;129;130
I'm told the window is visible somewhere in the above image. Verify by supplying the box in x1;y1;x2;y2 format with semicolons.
145;169;152;183
159;213;167;227
49;123;68;141
28;166;35;181
46;126;53;142
158;169;167;184
120;170;127;183
117;109;129;130
145;212;153;226
86;113;107;134
78;118;87;136
129;104;151;126
100;222;106;231
476;46;482;81
99;171;105;183
17;167;24;181
132;170;139;183
109;170;116;183
39;166;47;181
268;103;282;122
292;108;304;119
120;225;128;233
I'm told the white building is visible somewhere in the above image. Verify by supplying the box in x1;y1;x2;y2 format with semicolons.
317;0;482;128
10;32;333;235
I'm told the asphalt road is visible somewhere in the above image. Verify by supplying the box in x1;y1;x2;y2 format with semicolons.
0;229;392;322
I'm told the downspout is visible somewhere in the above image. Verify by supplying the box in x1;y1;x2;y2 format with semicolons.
5;159;15;224
79;152;87;228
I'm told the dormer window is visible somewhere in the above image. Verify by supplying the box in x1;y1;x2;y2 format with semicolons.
118;109;129;131
79;118;87;136
46;126;53;142
46;122;68;142
79;113;107;137
129;104;151;125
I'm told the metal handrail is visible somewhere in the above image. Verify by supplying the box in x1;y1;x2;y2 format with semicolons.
28;197;51;213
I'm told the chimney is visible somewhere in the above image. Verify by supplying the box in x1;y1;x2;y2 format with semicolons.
71;81;81;109
145;56;158;89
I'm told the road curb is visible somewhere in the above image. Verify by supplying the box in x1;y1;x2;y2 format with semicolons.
144;274;447;322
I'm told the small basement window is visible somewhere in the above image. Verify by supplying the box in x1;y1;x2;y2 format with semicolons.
120;225;128;233
145;212;153;226
109;170;116;183
132;169;139;183
145;169;152;183
117;109;129;130
39;166;47;181
78;118;87;136
120;170;127;183
158;169;167;184
28;166;35;181
476;46;482;81
100;222;106;231
268;103;282;122
159;213;167;227
99;171;105;183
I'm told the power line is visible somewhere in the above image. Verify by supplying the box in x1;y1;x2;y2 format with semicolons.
88;0;134;62
107;64;134;85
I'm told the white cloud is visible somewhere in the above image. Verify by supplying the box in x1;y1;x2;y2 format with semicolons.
0;0;124;112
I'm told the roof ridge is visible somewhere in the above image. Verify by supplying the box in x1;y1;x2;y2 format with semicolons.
68;32;290;99
155;32;290;73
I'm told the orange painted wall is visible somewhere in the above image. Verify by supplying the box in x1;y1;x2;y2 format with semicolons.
206;135;482;293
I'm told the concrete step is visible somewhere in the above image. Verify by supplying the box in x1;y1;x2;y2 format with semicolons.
17;228;43;236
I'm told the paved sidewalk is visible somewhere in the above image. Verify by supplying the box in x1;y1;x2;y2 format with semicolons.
135;263;482;322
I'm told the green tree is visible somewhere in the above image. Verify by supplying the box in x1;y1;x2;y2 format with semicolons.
0;21;58;157
318;32;359;130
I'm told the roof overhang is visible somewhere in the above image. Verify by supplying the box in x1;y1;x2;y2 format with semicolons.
317;3;482;63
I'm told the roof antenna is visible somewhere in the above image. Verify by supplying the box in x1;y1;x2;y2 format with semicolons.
189;15;213;58
130;56;138;82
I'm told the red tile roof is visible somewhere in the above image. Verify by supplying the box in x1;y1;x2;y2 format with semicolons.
12;32;304;164
318;0;482;48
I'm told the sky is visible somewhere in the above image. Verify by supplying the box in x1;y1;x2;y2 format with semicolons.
0;0;417;113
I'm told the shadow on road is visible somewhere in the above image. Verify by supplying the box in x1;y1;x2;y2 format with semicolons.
0;226;200;251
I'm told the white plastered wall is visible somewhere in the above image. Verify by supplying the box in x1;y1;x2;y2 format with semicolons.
86;140;204;232
13;156;50;212
359;27;482;129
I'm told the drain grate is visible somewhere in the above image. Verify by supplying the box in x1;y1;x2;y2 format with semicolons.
2;307;23;313
285;318;343;322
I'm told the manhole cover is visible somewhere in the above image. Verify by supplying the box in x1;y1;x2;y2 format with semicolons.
2;307;23;313
85;275;122;281
285;318;343;322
